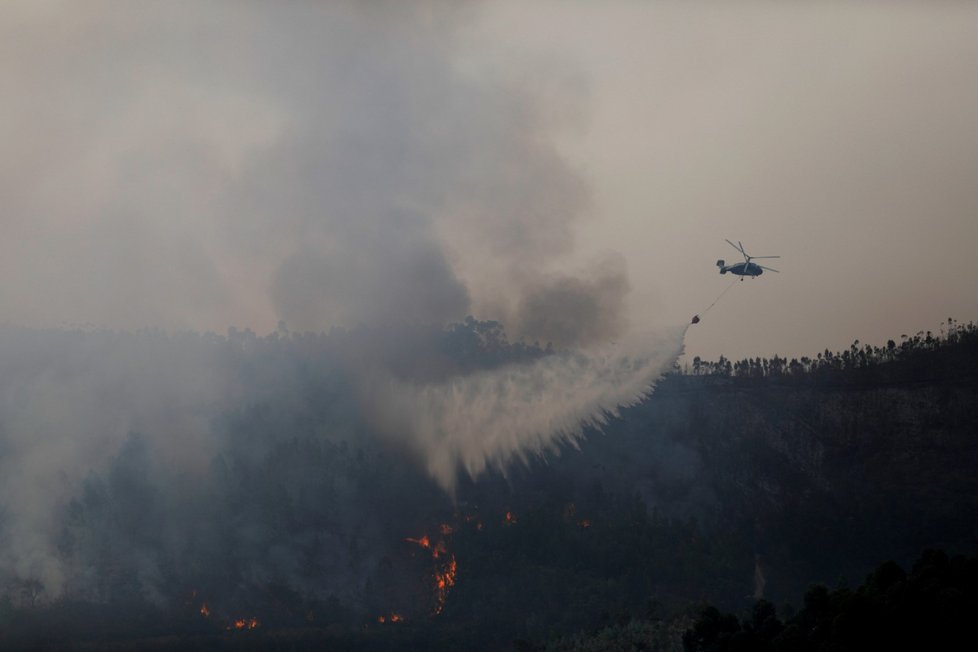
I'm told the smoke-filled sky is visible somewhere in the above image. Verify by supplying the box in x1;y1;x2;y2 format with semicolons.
3;1;978;360
2;0;977;608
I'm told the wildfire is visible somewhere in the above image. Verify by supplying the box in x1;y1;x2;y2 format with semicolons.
377;612;404;624
433;554;457;615
404;535;431;549
227;617;260;631
188;589;259;631
432;540;447;559
404;523;459;615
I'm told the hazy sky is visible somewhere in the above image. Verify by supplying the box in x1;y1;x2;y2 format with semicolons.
476;1;978;360
3;1;977;360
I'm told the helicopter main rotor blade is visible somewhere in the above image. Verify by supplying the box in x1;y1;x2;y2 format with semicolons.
751;255;780;259
725;239;748;262
759;265;779;273
725;238;745;254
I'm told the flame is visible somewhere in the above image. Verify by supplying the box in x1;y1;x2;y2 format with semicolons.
504;511;518;525
227;617;260;630
433;554;457;615
405;535;431;549
432;540;447;559
378;612;404;624
404;524;460;616
199;603;210;617
578;519;592;529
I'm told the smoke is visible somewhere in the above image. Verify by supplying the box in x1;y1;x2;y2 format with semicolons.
0;323;685;607
0;0;623;342
0;327;235;596
514;254;631;348
0;0;680;610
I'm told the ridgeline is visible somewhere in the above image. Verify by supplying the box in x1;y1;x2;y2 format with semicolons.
1;319;976;651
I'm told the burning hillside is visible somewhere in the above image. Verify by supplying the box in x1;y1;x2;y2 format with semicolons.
403;523;459;616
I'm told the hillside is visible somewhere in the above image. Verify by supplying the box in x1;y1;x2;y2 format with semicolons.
0;321;976;650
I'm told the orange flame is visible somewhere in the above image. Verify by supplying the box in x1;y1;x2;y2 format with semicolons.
432;540;447;559
405;535;431;549
404;525;460;615
433;554;457;615
199;603;210;617
227;617;260;630
504;511;518;525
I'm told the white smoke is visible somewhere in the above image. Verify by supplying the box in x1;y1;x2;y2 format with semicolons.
0;0;677;604
371;326;687;493
0;1;624;345
0;329;234;597
0;324;685;601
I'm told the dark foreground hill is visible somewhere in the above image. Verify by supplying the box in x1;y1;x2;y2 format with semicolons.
682;549;978;652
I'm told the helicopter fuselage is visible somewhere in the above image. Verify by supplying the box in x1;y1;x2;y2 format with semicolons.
718;261;763;277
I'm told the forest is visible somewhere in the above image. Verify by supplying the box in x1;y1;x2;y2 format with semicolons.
0;319;976;651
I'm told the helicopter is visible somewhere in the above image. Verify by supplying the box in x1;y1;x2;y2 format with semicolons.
716;239;779;280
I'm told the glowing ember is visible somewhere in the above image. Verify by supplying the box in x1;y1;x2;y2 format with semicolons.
433;554;458;615
504;511;518;525
432;540;447;559
199;603;210;617
405;535;431;549
578;519;592;529
404;525;460;615
227;617;260;630
378;612;404;624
